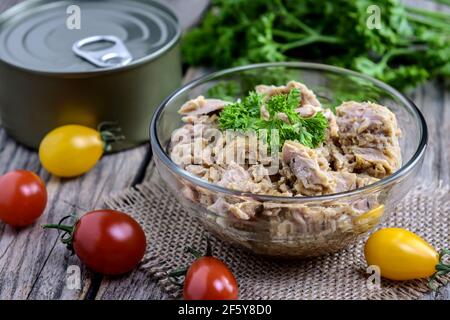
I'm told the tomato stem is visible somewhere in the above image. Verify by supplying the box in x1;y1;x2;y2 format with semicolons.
168;238;215;280
98;122;126;152
42;224;73;234
42;215;77;249
185;247;203;259
168;267;188;278
429;249;450;290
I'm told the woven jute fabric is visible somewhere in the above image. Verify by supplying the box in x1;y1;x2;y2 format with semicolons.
105;181;450;300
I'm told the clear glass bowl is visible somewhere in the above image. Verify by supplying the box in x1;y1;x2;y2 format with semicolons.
150;62;427;258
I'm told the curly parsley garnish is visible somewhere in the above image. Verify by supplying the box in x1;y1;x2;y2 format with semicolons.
218;89;328;149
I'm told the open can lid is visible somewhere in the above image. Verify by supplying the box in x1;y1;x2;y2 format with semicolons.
0;0;180;74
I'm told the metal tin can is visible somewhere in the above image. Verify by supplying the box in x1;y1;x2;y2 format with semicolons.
0;0;182;150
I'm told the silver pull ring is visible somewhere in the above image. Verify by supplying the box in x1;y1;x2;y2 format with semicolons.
72;35;133;68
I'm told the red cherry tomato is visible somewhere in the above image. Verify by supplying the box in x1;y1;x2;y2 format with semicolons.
45;210;147;275
184;256;238;300
0;170;47;227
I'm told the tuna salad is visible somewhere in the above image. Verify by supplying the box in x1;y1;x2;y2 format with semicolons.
168;81;401;242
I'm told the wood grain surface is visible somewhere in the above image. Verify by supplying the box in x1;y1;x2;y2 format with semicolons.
0;0;207;301
0;0;448;300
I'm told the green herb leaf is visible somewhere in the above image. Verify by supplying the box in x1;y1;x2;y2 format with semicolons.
219;89;328;149
182;0;450;91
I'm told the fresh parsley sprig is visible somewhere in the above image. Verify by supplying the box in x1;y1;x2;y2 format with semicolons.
183;0;450;91
218;89;328;149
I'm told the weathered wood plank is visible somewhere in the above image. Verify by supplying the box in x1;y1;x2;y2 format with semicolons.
26;147;147;300
0;0;146;300
0;126;147;299
159;0;209;31
0;0;209;301
409;81;444;185
441;80;450;185
439;0;450;187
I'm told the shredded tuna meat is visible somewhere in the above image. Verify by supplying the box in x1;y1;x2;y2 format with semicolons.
169;81;402;227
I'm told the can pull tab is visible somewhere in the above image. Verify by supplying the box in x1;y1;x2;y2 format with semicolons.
72;35;133;68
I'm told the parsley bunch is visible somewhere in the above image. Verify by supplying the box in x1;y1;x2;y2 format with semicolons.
218;89;328;149
183;0;450;90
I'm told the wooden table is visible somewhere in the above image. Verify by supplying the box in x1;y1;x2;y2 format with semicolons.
0;0;448;300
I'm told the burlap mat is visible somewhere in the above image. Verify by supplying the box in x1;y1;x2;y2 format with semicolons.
105;179;449;300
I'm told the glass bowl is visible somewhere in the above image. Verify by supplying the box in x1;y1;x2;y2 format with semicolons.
150;62;427;258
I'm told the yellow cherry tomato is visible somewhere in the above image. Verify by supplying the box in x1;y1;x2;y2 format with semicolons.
364;228;439;281
39;125;104;178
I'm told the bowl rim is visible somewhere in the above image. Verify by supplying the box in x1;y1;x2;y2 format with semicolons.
150;62;428;203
